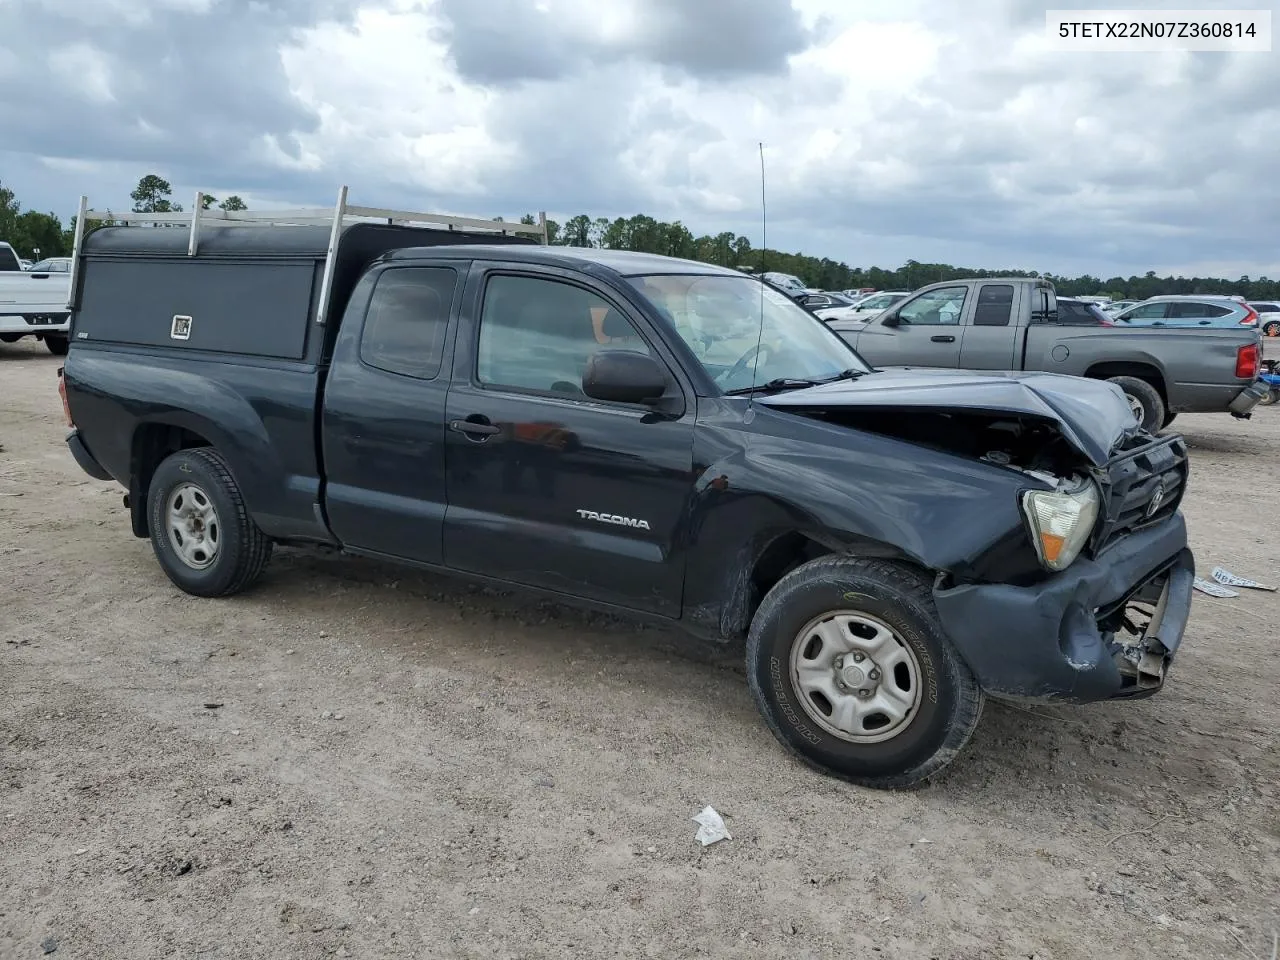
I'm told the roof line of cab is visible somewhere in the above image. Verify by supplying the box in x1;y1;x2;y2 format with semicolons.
382;243;747;279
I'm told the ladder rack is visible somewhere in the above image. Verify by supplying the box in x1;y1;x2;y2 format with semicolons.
67;185;549;323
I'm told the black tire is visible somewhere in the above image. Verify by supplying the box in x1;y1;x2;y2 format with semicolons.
1264;320;1280;337
1259;389;1277;407
746;556;984;789
0;334;21;343
1108;375;1165;433
146;447;272;597
1162;411;1178;428
44;335;69;356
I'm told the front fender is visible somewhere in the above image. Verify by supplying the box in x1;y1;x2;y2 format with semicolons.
682;402;1035;640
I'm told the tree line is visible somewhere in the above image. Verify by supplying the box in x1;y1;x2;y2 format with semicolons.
3;174;1275;300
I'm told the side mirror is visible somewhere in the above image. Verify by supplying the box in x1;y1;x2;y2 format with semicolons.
582;350;666;405
880;311;902;327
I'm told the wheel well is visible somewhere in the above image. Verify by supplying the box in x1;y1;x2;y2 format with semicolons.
1083;362;1167;402
129;423;214;537
727;532;922;641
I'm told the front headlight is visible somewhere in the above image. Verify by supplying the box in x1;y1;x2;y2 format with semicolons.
1021;479;1100;571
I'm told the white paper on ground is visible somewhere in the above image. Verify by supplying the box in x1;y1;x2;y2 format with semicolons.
1210;566;1277;591
692;805;731;846
1193;577;1238;598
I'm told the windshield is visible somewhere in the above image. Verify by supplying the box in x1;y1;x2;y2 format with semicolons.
628;274;872;393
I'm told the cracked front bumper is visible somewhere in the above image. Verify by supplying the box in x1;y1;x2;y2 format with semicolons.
933;514;1193;702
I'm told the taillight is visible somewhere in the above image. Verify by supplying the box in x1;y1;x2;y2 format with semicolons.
1235;342;1260;379
1240;306;1259;326
57;366;73;427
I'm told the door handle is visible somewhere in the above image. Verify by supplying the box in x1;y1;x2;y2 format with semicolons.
450;418;501;437
930;335;956;343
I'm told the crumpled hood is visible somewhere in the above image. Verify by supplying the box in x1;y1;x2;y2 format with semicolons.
757;367;1140;467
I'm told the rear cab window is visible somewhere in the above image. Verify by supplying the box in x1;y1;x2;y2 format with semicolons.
359;266;458;380
973;284;1014;326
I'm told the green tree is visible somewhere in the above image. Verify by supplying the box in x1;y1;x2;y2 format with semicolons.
219;196;247;211
130;174;182;213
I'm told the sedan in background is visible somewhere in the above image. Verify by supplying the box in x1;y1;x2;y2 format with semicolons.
1102;299;1140;315
797;292;863;321
27;257;72;274
1055;297;1115;325
1112;296;1259;328
1249;301;1280;337
840;290;911;321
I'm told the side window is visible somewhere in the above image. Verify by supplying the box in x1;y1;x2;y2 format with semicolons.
1169;302;1229;319
359;267;456;380
897;286;967;326
1252;303;1279;313
1121;302;1168;320
476;275;652;398
973;284;1014;327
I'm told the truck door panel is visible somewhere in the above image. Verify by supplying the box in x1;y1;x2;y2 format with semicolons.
854;285;968;368
958;282;1019;369
442;268;695;617
322;264;459;564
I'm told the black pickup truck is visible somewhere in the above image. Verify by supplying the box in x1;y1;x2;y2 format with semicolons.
60;204;1195;789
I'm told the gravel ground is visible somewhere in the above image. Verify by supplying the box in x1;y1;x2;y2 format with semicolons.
2;337;1278;960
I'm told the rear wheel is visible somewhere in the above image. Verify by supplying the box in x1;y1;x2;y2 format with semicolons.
146;447;272;597
746;556;984;789
1162;411;1178;428
44;335;69;356
1259;389;1278;406
1263;320;1280;337
1108;376;1165;433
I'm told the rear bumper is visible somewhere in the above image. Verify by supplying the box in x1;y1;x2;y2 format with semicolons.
66;429;114;482
1228;382;1268;418
933;514;1193;702
1168;380;1265;415
0;313;70;334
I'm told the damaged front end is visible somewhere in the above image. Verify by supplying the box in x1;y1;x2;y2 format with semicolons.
756;370;1196;703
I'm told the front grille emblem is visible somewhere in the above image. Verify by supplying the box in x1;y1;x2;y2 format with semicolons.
1146;481;1166;518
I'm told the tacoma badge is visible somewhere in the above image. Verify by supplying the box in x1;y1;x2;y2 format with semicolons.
576;509;651;531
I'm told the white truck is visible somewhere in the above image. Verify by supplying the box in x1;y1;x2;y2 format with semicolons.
0;242;72;354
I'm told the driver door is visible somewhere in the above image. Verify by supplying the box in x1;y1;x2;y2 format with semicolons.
853;285;968;368
442;266;697;616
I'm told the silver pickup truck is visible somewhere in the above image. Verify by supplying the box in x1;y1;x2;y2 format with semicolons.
827;278;1267;431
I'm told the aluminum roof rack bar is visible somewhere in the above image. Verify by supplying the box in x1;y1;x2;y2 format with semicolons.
314;184;348;327
72;185;548;320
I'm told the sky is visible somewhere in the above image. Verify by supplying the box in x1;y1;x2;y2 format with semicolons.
0;0;1275;279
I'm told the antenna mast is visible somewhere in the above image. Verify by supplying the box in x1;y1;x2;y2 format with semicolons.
748;141;768;407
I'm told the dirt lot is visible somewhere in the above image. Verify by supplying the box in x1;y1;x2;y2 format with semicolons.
2;337;1278;960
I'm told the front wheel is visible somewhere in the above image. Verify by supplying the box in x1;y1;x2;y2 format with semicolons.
147;447;272;597
1108;375;1165;433
746;556;984;789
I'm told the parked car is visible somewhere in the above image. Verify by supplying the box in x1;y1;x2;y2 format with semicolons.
843;290;911;320
27;257;72;274
0;242;72;353
797;292;864;322
1056;297;1114;325
19;258;33;270
1112;296;1260;329
1249;302;1280;337
762;271;815;297
827;278;1267;432
60;190;1198;789
1103;300;1141;315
